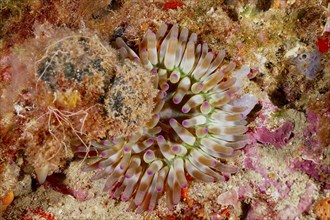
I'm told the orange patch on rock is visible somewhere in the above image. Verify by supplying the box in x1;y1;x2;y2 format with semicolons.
1;191;14;210
313;197;330;220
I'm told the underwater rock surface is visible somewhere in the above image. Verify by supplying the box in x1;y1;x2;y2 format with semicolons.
1;0;329;219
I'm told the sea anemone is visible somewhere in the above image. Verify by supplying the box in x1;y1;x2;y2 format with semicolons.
77;23;250;212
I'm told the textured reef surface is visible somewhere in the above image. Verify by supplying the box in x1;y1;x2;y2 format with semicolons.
0;0;330;219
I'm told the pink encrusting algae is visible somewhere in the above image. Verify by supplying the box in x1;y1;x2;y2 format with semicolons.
75;23;254;212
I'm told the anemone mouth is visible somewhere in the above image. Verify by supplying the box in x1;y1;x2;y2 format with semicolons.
75;23;249;212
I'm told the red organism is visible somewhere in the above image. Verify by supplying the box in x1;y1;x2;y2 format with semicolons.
163;0;184;10
317;36;330;53
22;208;56;220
